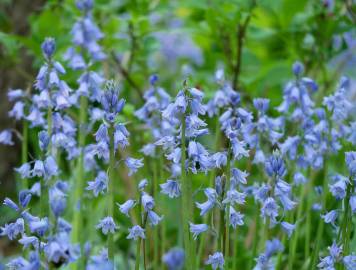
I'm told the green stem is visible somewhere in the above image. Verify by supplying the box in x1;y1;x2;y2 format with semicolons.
341;178;353;255
304;173;314;260
135;199;143;270
197;115;221;267
288;184;305;269
71;96;88;270
108;124;115;262
224;148;232;259
153;158;159;269
180;113;192;270
311;167;329;268
21;119;28;190
248;209;260;269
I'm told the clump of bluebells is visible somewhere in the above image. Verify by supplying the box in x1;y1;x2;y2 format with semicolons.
1;2;356;270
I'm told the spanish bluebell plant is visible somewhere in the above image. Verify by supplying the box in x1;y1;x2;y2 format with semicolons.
0;3;356;269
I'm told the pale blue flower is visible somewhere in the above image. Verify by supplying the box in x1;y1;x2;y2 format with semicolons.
189;223;208;240
127;225;145;240
205;252;224;270
96;216;117;235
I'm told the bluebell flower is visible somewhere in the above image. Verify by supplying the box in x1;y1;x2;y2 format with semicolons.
323;76;352;122
18;234;39;250
231;168;248;185
44;155;59;179
196;188;218;216
350;195;356;214
211;152;227;168
318;242;342;269
292;61;304;76
261;197;279;224
114;124;130;149
7;88;25;101
127;225;145;240
0;130;14;145
38;130;50;151
279;136;300;160
140;143;156;157
215;176;224;196
229;206;244;228
265;153;286;179
8;101;25;120
329;177;348;200
321;210;338;226
277;193;297;211
117;199;136;217
125;157;144;176
141;192;155;211
3;197;19;211
343;255;356;270
189;223;208;240
101;81;125;122
231;138;249;160
254;184;270;203
58;218;72;233
138;179;148;190
205;252;224;270
41;37;56;59
166;147;181;164
19;190;32;208
265;238;284;257
222;189;246;205
86;171;108;197
44;232;79;264
280;221;295;238
96;216;117;235
0;218;24;240
32;160;45;177
95;123;109;143
345;151;356;177
253;98;270;114
147;210;163;226
160;179;181;198
293;172;307;185
49;185;67;217
29;217;49;237
87;249;113;270
162;247;185;270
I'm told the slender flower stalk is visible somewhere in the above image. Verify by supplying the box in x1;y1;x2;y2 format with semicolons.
311;164;329;268
197;114;221;266
224;147;231;258
107;124;115;261
180;111;193;269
